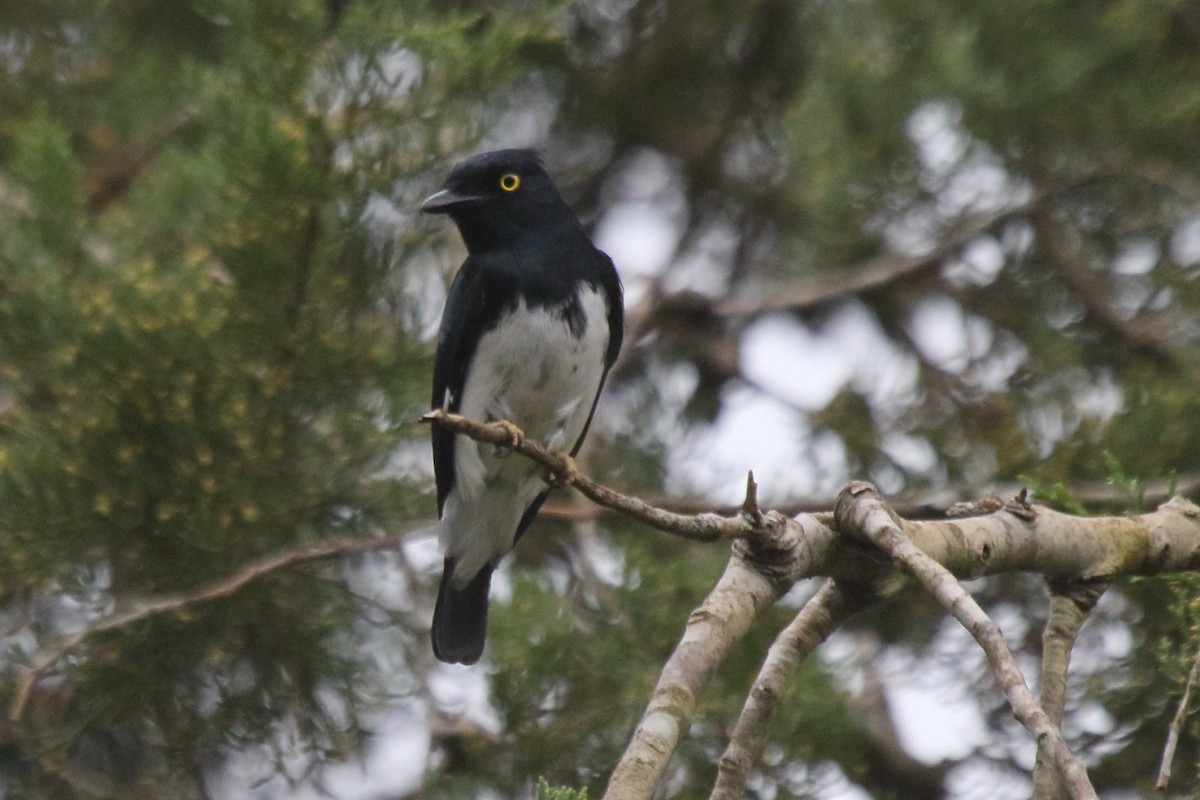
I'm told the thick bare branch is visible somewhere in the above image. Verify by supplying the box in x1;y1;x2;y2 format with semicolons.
602;511;818;800
540;470;1200;525
834;482;1098;800
1032;579;1109;800
709;579;876;800
597;483;1200;798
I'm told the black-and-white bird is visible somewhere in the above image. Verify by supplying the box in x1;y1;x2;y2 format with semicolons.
421;149;624;665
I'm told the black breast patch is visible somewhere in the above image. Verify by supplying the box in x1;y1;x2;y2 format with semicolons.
557;293;587;340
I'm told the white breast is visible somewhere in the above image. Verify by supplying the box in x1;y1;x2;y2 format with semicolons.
440;285;611;584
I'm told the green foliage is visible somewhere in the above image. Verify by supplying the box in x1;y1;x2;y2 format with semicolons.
537;776;588;800
3;0;1200;797
481;532;728;795
1156;574;1200;685
0;0;559;791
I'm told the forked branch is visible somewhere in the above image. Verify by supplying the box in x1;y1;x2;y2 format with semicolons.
709;579;878;800
1033;579;1109;800
834;482;1099;800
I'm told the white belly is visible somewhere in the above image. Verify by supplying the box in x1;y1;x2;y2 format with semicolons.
440;285;610;584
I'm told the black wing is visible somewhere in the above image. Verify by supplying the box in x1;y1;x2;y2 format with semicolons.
568;246;625;457
431;256;510;516
599;249;624;371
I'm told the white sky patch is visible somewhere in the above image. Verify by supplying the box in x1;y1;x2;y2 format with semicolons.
210;701;431;800
402;530;442;574
360;192;449;339
1073;701;1115;737
827;302;920;412
964;315;994;364
342;551;413;612
740;314;854;410
482;75;560;148
605;359;699;446
740;302;921;424
594;149;688;305
375;47;422;95
428;663;502;732
939;159;1014;217
887;672;988;763
1072;368;1123;420
908;102;969;177
809;429;851;495
882;621;1002;767
581;533;627;586
315;46;421;123
970;329;1027;394
822;630;989;766
893;101;1025;261
1170;217;1200;266
594;202;681;291
652;361;702;439
947;762;1032;800
291;705;430;800
907;294;969;372
668;387;818;503
880;431;939;476
382;439;435;483
943;235;1006;287
363;191;408;232
1112;237;1158;276
666;218;741;296
821;781;875;800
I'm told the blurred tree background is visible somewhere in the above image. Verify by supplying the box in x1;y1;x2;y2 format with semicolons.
1;0;1199;798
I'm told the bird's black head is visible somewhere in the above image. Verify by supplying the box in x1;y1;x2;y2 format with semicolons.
421;149;577;252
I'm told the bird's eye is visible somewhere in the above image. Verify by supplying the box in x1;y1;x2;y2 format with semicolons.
499;172;520;192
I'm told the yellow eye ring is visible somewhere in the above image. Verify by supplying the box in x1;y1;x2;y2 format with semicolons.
499;172;520;192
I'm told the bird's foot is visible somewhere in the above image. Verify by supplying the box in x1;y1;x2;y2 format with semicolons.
545;454;578;488
489;420;525;457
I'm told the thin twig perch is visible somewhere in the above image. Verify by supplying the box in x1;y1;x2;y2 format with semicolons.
421;410;759;542
1157;640;1200;789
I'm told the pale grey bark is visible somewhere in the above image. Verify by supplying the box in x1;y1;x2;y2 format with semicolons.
1032;580;1109;800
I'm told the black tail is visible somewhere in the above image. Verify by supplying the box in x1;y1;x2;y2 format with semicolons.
431;559;493;665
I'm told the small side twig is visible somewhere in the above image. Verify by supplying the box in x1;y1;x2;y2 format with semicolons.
741;471;764;526
9;528;418;722
1156;640;1200;790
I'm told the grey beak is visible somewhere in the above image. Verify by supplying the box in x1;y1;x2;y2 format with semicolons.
420;188;483;214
